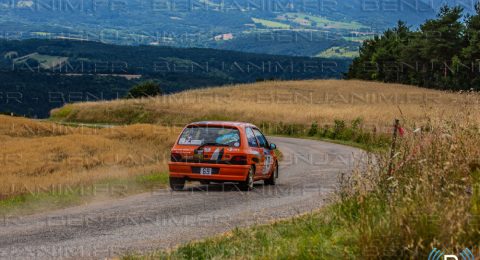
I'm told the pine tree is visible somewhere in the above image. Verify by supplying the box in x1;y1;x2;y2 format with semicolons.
347;3;480;90
462;3;480;87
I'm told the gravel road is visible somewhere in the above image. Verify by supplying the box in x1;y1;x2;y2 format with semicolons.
0;137;364;259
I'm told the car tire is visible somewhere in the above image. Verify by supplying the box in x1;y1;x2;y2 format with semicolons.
265;162;278;186
170;177;185;191
239;166;254;191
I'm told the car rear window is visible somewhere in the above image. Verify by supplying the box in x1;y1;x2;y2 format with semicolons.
178;126;241;147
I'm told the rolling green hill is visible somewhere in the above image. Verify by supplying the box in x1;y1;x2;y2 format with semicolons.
0;39;350;118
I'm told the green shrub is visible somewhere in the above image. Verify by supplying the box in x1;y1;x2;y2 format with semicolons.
333;120;346;138
308;122;318;136
126;80;162;99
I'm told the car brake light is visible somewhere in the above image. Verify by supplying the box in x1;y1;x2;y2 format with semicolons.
171;153;182;162
230;155;247;165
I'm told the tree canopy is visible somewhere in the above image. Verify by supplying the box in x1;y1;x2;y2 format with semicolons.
127;81;163;98
348;4;480;90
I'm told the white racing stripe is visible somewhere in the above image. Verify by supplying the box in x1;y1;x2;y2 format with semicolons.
210;148;221;160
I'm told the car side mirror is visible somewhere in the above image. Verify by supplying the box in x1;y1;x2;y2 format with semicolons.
269;143;277;150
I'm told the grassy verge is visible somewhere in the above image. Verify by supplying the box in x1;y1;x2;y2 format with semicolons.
261;119;391;152
0;171;169;216
125;202;359;259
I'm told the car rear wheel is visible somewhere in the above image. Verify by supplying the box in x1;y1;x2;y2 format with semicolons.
170;177;186;191
265;162;278;185
239;166;254;191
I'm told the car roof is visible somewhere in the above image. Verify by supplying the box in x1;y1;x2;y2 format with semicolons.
188;121;257;128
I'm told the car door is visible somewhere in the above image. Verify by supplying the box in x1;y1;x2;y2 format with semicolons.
245;127;264;176
252;128;274;176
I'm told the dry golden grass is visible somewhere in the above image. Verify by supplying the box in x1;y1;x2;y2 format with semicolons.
51;79;480;128
0;115;179;198
338;104;480;257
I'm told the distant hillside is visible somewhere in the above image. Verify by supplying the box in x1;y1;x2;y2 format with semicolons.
0;0;464;56
0;39;350;118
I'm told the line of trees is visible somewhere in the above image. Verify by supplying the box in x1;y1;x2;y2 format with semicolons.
347;4;480;90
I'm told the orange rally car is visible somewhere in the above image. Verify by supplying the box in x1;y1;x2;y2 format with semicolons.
168;121;279;191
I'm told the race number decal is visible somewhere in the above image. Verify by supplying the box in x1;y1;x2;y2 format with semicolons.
263;149;272;175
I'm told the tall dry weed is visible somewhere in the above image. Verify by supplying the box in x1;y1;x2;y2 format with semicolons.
339;92;480;258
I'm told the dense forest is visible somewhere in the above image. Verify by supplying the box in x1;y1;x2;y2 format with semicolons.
348;4;480;90
0;39;350;118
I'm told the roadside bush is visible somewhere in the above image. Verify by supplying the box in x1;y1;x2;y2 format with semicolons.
263;122;306;136
126;80;162;99
333;119;346;139
308;122;318;136
260;119;389;150
303;118;390;150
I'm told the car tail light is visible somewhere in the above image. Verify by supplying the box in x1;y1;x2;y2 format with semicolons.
171;152;182;162
230;155;247;165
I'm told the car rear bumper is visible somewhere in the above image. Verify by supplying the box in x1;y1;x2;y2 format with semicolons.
168;162;250;182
